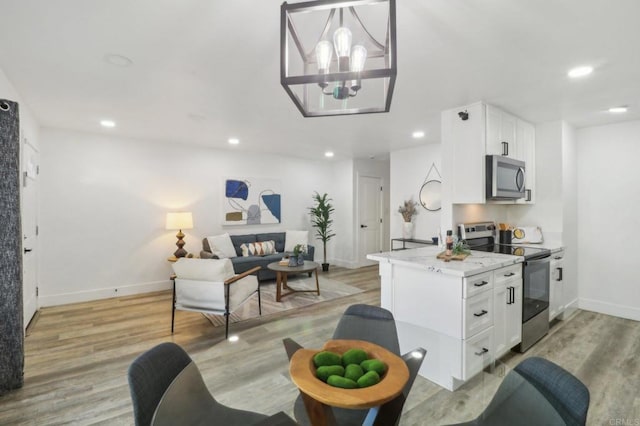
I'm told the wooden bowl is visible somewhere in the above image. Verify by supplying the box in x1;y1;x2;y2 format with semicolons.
289;339;409;409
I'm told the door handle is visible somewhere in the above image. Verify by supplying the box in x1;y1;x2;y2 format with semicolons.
360;224;368;228
24;248;32;253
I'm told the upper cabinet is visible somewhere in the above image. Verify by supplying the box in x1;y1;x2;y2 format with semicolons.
486;105;518;159
442;102;536;205
515;119;535;204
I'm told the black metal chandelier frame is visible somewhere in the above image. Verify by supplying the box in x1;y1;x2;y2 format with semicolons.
280;0;397;117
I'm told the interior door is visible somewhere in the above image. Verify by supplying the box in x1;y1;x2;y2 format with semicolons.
22;137;39;329
358;176;382;266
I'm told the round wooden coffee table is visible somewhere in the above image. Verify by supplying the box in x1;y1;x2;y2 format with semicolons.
267;260;320;302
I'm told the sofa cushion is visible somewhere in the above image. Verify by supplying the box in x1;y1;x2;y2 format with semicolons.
230;234;257;257
240;240;276;257
256;232;285;253
284;230;309;252
206;233;237;259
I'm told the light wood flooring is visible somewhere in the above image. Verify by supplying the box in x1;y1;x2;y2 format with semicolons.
0;265;639;425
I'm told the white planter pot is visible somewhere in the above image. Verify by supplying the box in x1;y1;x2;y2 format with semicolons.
402;222;414;239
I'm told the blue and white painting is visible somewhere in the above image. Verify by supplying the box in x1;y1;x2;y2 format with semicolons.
223;177;281;225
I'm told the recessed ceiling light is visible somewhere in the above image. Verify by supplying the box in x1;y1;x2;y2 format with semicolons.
608;106;628;113
100;120;116;128
324;151;334;158
104;54;133;67
567;66;593;78
228;138;240;145
228;335;239;342
412;131;425;138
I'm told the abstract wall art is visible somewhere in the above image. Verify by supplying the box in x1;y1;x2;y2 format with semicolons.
223;177;281;225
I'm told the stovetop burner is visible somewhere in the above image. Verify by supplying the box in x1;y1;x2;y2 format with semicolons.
471;242;551;260
458;222;551;260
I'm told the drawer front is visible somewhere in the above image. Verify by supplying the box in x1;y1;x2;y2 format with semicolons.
464;272;493;298
462;326;494;380
493;264;522;285
464;291;494;338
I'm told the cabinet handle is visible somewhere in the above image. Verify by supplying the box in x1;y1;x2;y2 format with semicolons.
502;141;509;156
557;267;563;281
506;286;512;304
526;189;532;202
473;309;488;317
474;347;489;356
554;256;563;260
504;272;515;277
474;281;489;287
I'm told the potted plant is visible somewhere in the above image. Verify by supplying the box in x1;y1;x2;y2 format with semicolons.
398;198;418;239
309;192;335;272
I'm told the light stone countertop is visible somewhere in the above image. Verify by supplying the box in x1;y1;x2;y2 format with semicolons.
367;246;523;278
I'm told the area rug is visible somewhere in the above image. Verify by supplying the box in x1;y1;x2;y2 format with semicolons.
204;275;363;327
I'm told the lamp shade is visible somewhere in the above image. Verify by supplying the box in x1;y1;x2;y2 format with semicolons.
166;212;193;230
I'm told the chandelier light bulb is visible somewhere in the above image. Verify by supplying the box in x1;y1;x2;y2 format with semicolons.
333;27;352;57
333;27;353;72
350;45;367;72
315;40;333;73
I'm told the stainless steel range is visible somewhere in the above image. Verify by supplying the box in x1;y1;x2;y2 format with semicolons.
458;221;551;353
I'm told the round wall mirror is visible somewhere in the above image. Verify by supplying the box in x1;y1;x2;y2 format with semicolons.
419;180;442;211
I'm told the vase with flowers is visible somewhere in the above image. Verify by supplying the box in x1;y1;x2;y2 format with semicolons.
293;244;306;266
398;198;418;239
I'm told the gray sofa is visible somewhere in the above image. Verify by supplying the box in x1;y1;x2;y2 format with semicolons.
200;232;314;282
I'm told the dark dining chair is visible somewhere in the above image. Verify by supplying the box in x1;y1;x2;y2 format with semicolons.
128;342;292;426
448;356;590;426
284;304;426;426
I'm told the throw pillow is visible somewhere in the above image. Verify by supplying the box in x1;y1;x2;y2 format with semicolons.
206;233;237;259
284;230;309;252
240;240;276;257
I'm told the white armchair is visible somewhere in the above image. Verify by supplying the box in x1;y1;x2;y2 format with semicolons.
170;258;261;339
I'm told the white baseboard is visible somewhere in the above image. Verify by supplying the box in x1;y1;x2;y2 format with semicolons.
329;258;361;269
578;297;640;322
39;280;172;307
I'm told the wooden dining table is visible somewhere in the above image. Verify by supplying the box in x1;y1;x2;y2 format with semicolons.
288;339;410;426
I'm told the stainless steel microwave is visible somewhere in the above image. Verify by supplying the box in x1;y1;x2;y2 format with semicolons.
486;155;526;199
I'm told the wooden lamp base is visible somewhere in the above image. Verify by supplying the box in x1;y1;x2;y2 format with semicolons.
173;229;188;258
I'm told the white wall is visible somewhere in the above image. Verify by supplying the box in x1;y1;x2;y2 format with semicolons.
576;120;640;321
390;145;442;244
561;122;578;314
507;121;564;236
38;128;338;306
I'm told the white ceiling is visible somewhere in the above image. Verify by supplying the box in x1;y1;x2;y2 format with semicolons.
0;0;638;160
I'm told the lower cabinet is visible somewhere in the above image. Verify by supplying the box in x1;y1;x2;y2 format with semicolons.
379;261;524;391
549;250;565;321
493;265;523;358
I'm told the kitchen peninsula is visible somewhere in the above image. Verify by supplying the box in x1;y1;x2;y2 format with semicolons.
367;246;523;391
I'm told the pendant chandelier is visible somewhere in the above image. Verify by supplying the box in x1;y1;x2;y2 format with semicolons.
280;0;397;117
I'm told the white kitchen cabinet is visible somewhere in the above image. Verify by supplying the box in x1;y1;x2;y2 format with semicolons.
486;105;517;159
372;249;525;391
492;264;523;358
442;101;535;204
442;101;486;204
516;119;536;204
549;250;565;321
